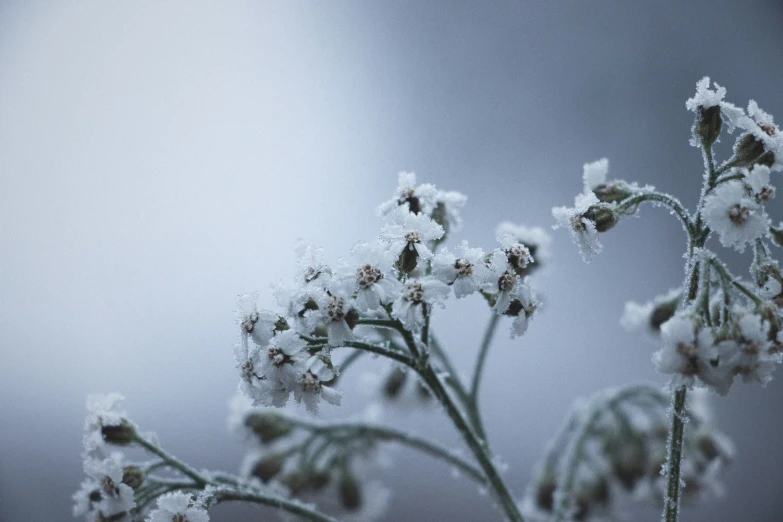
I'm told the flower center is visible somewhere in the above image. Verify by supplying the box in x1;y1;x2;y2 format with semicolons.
455;259;473;277
268;348;291;367
325;295;346;321
357;264;383;288
498;271;516;292
301;371;321;393
303;267;322;283
404;282;424;303
241;360;255;381
729;204;749;225
100;476;118;497
404;231;421;244
172;514;189;522
505;244;531;269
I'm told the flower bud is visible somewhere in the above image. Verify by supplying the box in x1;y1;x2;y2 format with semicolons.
650;293;680;333
344;308;360;331
431;201;449;236
769;226;783;250
339;474;363;511
251;454;284;483
274;316;290;332
395;246;419;275
582;205;618;233
308;471;331;491
693;105;722;148
121;466;145;490
592;182;635;204
732;133;770;168
279;472;310;494
244;412;292;444
383;367;407;399
100;420;137;446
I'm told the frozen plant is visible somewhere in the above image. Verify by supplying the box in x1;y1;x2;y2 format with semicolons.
75;99;742;522
553;77;783;521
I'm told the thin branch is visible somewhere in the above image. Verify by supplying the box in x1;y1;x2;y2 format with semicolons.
614;191;694;235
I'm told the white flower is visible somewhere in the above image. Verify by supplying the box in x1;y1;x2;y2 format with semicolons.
703;180;769;252
620;288;681;339
148;491;209;522
83;394;132;457
495;222;552;265
83;454;135;518
379;206;444;264
743;165;775;202
378;171;438;216
582;158;609;193
295;245;332;289
718;312;781;386
685;77;726;112
236;330;310;407
497;234;534;272
482;250;520;314
432;189;467;232
293;355;342;414
743;101;783;171
552;192;603;263
342;241;400;311
235;293;278;349
653;313;732;395
505;278;538;338
307;284;357;346
391;276;450;331
431;241;488;298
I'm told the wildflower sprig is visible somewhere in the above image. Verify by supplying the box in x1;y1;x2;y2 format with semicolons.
553;77;782;522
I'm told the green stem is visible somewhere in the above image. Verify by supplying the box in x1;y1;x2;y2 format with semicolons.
468;313;501;442
284;418;486;484
662;387;688;522
133;435;208;486
614;191;694;235
210;490;340;522
339;340;416;367
430;334;472;407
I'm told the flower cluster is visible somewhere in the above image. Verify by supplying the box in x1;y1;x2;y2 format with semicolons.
522;386;733;522
73;394;211;522
234;171;547;414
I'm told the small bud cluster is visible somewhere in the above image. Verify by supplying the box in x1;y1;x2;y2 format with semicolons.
234;171;549;413
522;387;732;521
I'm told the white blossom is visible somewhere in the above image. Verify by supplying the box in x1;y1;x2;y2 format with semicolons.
482;250;520;314
391;276;450;331
307;282;357;346
235;293;278;349
703;180;769;252
342;241;400;311
83;454;135;519
717;311;781;386
293;355;342;414
506;278;538;338
433;189;467;232
552;192;603;263
377;171;438;216
743;100;783;171
582;158;609;193
379;206;444;263
685;77;726;112
295;245;333;290
83;393;132;457
148;491;209;522
236;330;308;407
431;241;488;298
743;164;775;202
495;222;552;264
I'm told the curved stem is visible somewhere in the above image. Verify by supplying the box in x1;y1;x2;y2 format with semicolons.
133;434;208;486
210;490;340;522
283;417;486;484
614;191;694;235
468;313;501;442
430;333;472;407
339;340;417;367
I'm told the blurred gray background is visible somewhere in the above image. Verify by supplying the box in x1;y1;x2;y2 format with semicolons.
2;1;783;520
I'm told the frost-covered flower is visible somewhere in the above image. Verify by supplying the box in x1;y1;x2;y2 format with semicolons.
685;77;727;113
739;101;783;171
83;394;135;456
552;192;607;263
582;158;609;193
391;276;450;331
497;234;534;273
703;180;769;252
236;330;308;407
378;171;439;216
380;206;444;271
307;283;358;346
431;241;488;298
505;278;538;338
82;454;136;519
295;245;333;289
620;288;681;339
743;165;775;203
341;241;400;311
717;312;781;387
652;312;732;395
148;491;209;522
235;293;279;349
293;355;342;414
482;250;521;314
431;189;467;233
495;222;552;266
